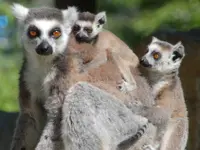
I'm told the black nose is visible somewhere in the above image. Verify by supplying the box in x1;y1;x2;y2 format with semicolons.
140;57;152;68
36;41;53;55
75;34;87;43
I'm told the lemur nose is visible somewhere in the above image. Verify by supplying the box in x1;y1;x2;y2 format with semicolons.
140;57;152;68
36;41;53;55
75;34;87;43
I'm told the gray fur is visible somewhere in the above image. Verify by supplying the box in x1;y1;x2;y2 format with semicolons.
25;7;63;24
140;37;188;150
62;82;148;150
11;4;159;150
10;3;78;150
78;12;95;22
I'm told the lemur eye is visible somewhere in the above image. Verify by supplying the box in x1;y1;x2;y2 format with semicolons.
30;31;37;37
152;52;160;60
53;31;61;38
84;27;93;34
73;24;80;32
50;28;61;39
27;25;40;39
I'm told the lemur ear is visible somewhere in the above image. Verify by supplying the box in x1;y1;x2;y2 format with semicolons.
95;11;107;25
62;6;79;26
11;3;29;23
151;36;160;43
172;41;185;61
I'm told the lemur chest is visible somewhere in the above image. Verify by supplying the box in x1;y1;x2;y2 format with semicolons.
24;66;56;102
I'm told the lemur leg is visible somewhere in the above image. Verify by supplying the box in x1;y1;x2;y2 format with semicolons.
62;82;148;150
10;103;45;150
35;95;64;150
160;117;188;150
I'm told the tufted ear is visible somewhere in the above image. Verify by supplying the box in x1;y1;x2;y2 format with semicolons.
151;36;160;43
11;3;29;23
62;6;79;27
172;41;185;61
95;11;107;25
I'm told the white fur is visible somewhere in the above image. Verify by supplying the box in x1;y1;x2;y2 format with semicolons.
11;3;29;22
146;43;182;74
76;20;93;27
23;19;70;58
159;120;174;150
22;18;71;102
62;6;79;27
151;36;159;43
95;11;107;23
152;80;169;97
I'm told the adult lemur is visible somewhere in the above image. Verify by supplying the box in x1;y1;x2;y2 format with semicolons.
139;37;188;150
10;3;155;150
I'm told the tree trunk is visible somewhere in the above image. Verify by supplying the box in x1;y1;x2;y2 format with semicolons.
55;0;96;13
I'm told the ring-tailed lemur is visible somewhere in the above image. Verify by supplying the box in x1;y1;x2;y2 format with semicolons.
68;11;139;93
10;3;79;150
139;37;188;150
10;3;151;150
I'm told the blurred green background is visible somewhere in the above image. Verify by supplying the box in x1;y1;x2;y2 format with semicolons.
1;0;200;149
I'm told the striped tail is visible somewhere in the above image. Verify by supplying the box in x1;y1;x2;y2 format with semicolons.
117;122;149;150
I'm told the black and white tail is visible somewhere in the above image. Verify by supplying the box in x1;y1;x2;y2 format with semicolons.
117;122;149;150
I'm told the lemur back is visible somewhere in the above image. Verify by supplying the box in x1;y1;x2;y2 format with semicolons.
139;37;188;150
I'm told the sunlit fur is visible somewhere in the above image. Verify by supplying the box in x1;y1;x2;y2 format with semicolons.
141;37;185;75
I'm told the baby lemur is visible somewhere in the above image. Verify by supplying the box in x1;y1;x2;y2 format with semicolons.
10;3;152;150
68;11;139;92
139;37;188;150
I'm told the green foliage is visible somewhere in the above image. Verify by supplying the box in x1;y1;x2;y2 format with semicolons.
100;0;200;37
132;1;200;35
0;54;21;112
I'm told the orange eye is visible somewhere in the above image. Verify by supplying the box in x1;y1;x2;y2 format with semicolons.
29;31;37;37
53;30;61;38
153;53;160;59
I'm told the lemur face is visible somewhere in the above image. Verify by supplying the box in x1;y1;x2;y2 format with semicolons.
140;37;185;74
12;3;78;57
72;11;107;43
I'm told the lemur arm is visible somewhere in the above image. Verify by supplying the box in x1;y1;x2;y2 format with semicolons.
35;83;65;150
160;117;188;150
10;72;43;150
35;95;63;150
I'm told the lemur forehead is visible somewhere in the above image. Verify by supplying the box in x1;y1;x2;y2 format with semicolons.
25;7;63;24
78;12;95;22
152;41;173;51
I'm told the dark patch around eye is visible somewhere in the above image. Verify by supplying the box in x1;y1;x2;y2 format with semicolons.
84;27;93;33
73;24;80;32
172;51;182;61
27;25;40;39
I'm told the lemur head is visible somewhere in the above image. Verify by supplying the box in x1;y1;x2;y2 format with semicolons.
11;3;78;57
140;37;185;74
72;11;107;43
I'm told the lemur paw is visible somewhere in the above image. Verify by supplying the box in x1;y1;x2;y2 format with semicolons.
142;144;156;150
118;80;137;93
